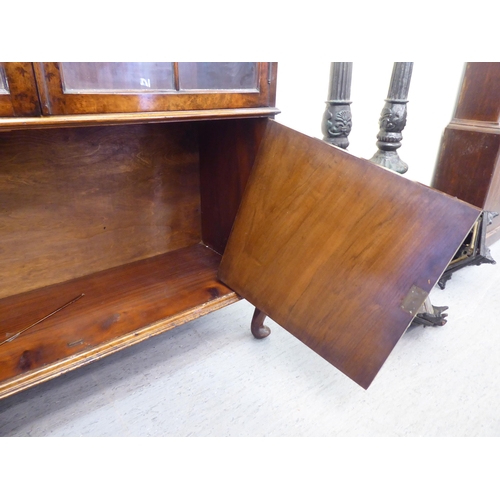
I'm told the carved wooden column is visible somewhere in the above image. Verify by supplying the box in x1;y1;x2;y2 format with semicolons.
322;62;353;149
370;62;413;173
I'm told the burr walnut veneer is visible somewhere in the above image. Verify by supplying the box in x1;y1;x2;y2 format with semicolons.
0;62;480;397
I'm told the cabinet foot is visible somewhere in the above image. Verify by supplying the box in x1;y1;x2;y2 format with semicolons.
438;211;497;289
251;308;271;339
411;296;448;327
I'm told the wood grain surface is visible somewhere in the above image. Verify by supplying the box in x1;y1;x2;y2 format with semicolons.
454;63;500;123
199;118;268;254
0;122;201;299
0;107;280;131
0;244;237;394
432;125;500;208
219;120;480;389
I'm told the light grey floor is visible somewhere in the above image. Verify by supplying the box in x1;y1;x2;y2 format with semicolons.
2;242;500;437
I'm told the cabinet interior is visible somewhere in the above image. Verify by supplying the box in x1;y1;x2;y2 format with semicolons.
0;117;266;396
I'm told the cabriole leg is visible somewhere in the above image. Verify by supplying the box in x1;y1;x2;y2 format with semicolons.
251;308;271;339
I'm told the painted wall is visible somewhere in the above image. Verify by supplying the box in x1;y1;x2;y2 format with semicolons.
274;62;465;186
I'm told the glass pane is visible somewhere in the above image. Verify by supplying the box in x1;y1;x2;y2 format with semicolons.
60;63;175;93
178;62;258;91
0;66;9;95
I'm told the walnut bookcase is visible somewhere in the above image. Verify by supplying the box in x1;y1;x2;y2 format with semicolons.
0;62;277;398
0;62;480;395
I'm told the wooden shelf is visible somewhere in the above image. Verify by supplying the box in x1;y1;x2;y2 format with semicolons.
0;244;238;399
0;107;280;131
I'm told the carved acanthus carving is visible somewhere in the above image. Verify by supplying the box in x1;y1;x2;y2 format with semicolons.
322;63;353;150
370;63;413;174
379;104;407;135
325;107;352;140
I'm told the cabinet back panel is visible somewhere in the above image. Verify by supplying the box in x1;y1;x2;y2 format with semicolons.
199;118;267;254
0;122;201;299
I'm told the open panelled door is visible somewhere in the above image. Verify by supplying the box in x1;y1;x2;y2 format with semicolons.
219;120;480;389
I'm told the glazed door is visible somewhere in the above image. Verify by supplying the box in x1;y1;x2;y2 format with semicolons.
0;63;40;117
219;120;480;389
34;62;276;115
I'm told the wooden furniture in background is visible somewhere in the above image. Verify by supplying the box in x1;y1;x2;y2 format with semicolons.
0;62;479;396
432;62;500;244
